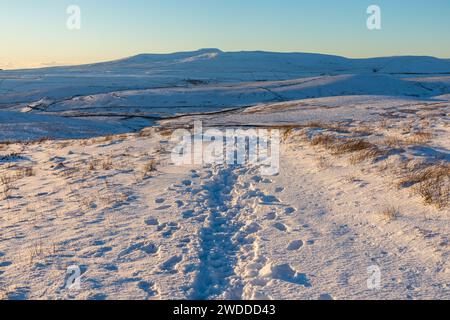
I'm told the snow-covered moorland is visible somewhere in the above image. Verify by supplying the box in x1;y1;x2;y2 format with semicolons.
0;50;449;300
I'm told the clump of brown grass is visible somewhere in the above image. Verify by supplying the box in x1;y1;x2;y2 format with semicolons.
310;134;337;148
398;162;449;208
350;125;372;136
383;136;403;148
305;121;326;128
378;119;389;129
415;174;449;209
17;166;35;178
139;128;153;137
349;147;386;164
306;121;350;133
406;129;433;144
30;137;51;144
57;141;71;149
143;160;158;178
331;139;374;156
400;121;414;135
158;128;173;138
310;134;377;158
87;158;99;171
280;128;291;141
0;174;14;199
282;126;298;142
101;157;113;170
316;156;331;170
382;206;400;221
398;162;449;187
383;129;433;147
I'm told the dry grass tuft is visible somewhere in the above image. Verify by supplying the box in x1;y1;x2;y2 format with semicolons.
143;160;158;178
310;134;375;156
331;139;374;156
383;129;433;147
1;174;15;200
101;157;113;170
316;156;331;170
382;206;400;221
87;158;99;171
138;128;153;137
407;129;433;144
305;121;350;133
383;136;403;148
310;134;337;147
398;162;449;208
349;148;386;164
16;166;35;178
398;162;449;187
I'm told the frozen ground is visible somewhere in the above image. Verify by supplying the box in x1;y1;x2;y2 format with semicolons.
0;50;449;300
1;49;450;139
0;96;448;300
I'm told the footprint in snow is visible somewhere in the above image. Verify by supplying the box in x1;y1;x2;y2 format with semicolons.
160;255;182;272
145;217;159;226
175;200;184;208
92;246;113;258
191;170;200;178
242;222;261;234
182;210;195;219
260;263;312;287
87;293;108;300
0;261;12;267
158;222;180;238
266;212;277;220
284;207;296;215
137;281;158;297
251;176;271;183
272;222;288;232
140;242;159;255
287;240;304;251
181;180;192;186
260;195;280;204
155;198;165;204
118;241;159;258
102;264;118;271
156;205;171;210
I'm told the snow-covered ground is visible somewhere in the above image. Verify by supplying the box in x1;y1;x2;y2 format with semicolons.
0;50;449;300
2;49;450;141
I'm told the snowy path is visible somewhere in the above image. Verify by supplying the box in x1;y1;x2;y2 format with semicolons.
1;125;449;300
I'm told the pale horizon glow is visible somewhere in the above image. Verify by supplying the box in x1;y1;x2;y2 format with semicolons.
1;0;450;70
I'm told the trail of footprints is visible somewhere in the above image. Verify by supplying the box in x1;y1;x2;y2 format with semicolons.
138;165;313;299
216;166;309;297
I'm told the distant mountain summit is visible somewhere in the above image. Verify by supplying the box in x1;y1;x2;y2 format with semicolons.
13;49;450;76
2;49;450;107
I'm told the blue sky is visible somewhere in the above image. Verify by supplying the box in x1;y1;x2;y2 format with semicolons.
1;0;449;68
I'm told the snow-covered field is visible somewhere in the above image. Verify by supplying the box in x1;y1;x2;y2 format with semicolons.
0;50;449;300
